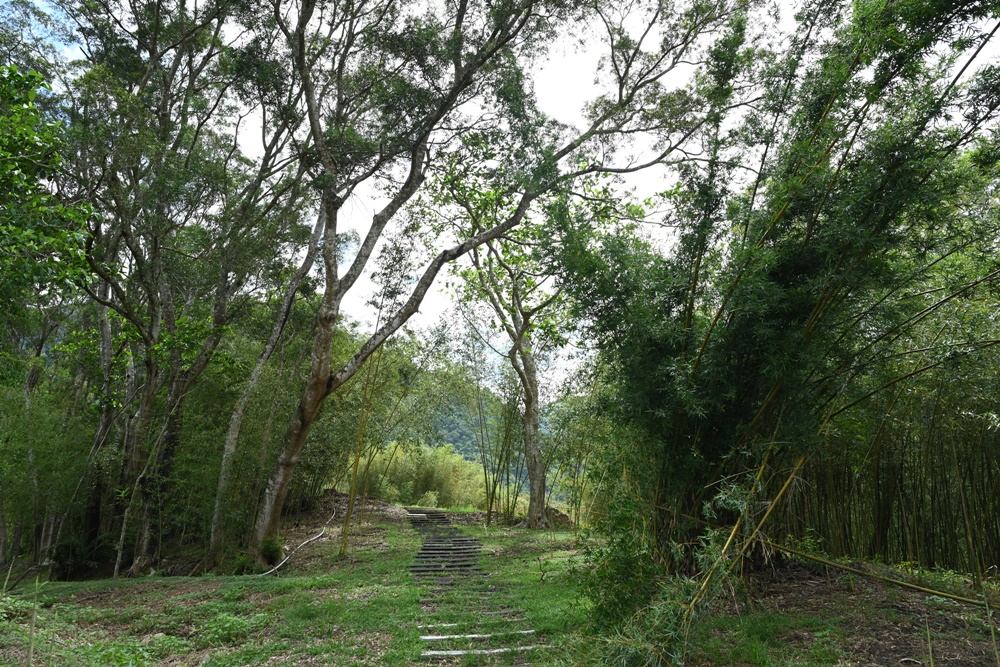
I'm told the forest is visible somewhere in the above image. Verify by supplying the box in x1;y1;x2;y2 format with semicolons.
3;0;1000;664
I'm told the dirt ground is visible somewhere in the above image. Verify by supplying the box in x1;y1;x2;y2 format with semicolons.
743;563;1000;666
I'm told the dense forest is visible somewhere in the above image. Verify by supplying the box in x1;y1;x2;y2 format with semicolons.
3;0;1000;662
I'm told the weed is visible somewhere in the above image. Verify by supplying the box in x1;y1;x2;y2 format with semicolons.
259;537;284;566
195;611;270;648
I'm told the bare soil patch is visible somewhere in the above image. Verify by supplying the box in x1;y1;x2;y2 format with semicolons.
748;563;998;666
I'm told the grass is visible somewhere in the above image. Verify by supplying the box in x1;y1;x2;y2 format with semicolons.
691;612;850;666
3;506;999;666
0;518;430;666
685;557;1000;667
0;509;588;666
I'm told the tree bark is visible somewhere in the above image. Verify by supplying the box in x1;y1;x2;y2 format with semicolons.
514;345;549;529
208;208;324;562
79;282;116;553
0;491;7;567
253;199;344;552
129;375;187;576
10;521;22;561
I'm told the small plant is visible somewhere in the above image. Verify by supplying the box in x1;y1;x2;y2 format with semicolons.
0;594;32;621
259;537;284;566
229;552;255;575
196;612;269;648
415;490;439;508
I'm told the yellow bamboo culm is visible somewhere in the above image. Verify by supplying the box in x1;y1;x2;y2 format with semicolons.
340;290;389;559
681;442;783;649
339;347;383;558
925;617;935;667
986;591;1000;667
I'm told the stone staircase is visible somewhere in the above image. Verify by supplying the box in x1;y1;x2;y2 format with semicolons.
405;508;549;665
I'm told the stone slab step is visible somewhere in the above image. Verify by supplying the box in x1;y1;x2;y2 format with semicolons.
420;645;548;657
420;629;536;641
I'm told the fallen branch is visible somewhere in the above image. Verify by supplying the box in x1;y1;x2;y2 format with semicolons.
259;509;338;577
766;538;992;609
6;565;43;592
677;510;997;611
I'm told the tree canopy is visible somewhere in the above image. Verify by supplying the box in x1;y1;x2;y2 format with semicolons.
3;0;1000;663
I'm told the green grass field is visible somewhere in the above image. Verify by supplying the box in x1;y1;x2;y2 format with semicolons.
2;503;999;666
0;507;587;666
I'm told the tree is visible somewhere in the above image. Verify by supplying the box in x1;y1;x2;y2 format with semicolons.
0;62;92;568
451;206;571;528
50;0;307;574
250;0;740;550
454;320;525;525
0;64;88;305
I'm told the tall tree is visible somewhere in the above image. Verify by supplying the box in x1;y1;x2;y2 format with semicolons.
251;0;739;550
562;0;1000;636
0;64;88;315
53;0;306;574
449;203;572;528
0;62;91;569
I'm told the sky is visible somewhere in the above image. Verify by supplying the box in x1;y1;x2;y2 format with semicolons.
335;6;1000;341
243;0;1000;389
337;22;680;334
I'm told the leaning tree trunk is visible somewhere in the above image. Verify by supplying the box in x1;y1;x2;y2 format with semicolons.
252;320;336;551
208;209;324;562
253;203;343;552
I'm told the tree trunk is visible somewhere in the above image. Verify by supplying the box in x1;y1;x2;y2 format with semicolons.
0;494;7;567
252;385;325;550
129;374;187;576
253;201;343;551
209;209;324;562
79;283;116;553
517;348;549;529
252;336;334;551
11;521;22;561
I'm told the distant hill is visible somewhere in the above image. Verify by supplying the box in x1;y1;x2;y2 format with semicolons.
432;404;482;461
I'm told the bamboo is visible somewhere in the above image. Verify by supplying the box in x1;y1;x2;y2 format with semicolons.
767;539;989;608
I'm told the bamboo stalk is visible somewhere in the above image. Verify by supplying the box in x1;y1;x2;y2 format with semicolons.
766;539;990;608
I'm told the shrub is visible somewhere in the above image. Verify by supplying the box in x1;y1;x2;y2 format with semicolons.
362;443;485;508
259;537;284;566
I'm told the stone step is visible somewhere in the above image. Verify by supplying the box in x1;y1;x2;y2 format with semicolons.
420;645;549;657
420;629;536;641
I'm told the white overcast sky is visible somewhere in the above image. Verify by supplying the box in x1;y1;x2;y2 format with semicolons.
337;6;1000;339
245;1;993;387
338;27;678;332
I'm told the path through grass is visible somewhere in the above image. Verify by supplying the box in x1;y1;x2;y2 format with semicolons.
0;506;585;666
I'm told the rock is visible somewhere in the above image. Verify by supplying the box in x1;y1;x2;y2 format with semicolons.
545;506;573;528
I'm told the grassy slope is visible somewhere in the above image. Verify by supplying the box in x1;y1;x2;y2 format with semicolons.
690;561;1000;667
0;505;585;667
2;502;998;666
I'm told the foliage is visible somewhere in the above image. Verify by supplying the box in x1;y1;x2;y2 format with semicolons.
362;443;486;510
0;65;88;300
557;0;1000;655
3;3;1000;666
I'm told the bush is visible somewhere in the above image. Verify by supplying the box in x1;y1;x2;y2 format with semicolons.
362;443;485;508
195;612;269;648
259;537;284;566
